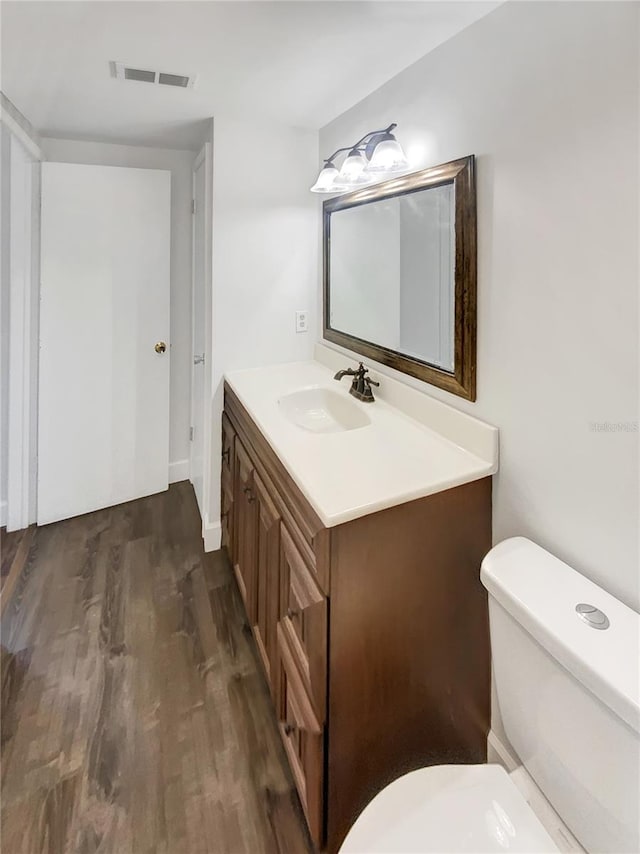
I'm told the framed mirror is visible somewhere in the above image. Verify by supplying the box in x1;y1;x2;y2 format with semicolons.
323;155;477;400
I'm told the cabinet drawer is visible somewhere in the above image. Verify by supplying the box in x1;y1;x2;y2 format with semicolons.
280;523;327;718
277;623;324;848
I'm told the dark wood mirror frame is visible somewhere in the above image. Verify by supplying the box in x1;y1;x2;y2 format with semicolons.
323;155;477;401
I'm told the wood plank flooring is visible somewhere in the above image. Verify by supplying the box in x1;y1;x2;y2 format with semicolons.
1;482;313;854
1;526;36;615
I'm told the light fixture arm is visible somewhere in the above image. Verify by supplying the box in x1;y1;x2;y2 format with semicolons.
350;122;397;153
324;123;397;166
322;146;355;167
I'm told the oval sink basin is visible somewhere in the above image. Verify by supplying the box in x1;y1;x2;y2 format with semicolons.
278;387;371;434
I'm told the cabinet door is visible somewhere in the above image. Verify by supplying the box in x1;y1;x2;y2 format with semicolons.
279;524;327;719
221;413;235;495
277;623;324;848
221;413;236;563
253;472;281;694
221;482;234;558
233;438;257;622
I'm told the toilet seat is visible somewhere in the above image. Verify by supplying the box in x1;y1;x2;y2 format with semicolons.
339;764;560;853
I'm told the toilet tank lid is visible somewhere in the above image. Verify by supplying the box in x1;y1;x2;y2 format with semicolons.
481;537;639;735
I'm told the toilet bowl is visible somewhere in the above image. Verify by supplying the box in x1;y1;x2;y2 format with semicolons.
339;537;640;854
340;764;558;853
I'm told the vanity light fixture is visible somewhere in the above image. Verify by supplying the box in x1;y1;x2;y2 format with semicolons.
365;131;410;172
310;161;342;193
338;148;369;186
310;123;409;194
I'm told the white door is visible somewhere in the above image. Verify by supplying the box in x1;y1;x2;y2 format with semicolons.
190;147;208;516
38;162;171;525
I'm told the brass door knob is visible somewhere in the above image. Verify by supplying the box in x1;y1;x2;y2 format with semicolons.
155;341;167;354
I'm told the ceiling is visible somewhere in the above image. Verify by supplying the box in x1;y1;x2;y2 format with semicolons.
1;1;500;150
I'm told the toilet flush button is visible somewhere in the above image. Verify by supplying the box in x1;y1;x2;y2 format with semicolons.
576;603;610;630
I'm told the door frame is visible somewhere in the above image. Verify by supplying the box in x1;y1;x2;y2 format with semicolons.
190;142;215;548
4;122;42;531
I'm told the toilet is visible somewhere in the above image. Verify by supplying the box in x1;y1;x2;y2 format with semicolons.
340;537;640;853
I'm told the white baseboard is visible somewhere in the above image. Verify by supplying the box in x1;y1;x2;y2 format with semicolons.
169;458;189;484
0;500;6;527
203;515;221;552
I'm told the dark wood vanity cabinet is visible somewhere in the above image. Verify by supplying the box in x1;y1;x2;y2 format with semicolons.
222;383;492;853
220;413;234;554
278;524;327;720
253;471;281;690
232;437;257;620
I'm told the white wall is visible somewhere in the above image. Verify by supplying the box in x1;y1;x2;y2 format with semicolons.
208;115;318;540
320;1;639;611
41;137;195;481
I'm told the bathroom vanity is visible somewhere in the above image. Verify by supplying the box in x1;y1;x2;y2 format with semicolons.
221;353;498;852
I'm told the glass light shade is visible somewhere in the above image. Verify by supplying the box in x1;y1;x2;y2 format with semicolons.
365;135;409;173
310;163;340;193
338;149;369;185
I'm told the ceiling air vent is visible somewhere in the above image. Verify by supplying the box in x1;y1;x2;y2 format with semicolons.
124;67;155;83
113;62;197;89
158;72;190;88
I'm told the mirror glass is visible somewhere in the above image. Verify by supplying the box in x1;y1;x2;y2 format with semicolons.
329;184;454;371
323;156;477;400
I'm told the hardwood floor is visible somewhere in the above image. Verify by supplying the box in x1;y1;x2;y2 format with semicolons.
1;526;36;615
1;483;312;854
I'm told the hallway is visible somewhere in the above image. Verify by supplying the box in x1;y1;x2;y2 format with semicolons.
1;483;311;853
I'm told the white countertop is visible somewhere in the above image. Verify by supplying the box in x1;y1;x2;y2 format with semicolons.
225;359;498;528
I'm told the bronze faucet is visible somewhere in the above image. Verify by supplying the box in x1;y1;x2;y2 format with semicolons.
334;362;380;403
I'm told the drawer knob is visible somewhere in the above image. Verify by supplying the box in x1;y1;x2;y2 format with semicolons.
284;722;297;736
243;486;255;503
286;607;298;620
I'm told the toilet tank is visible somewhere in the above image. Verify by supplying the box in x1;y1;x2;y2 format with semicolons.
481;538;640;854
